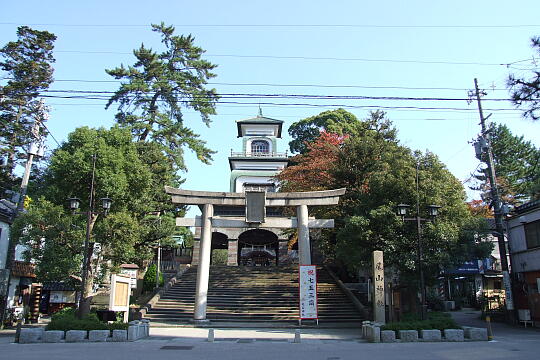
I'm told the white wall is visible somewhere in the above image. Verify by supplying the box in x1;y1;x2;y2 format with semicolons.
0;221;10;269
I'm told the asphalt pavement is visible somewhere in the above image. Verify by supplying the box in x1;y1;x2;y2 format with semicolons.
1;310;538;360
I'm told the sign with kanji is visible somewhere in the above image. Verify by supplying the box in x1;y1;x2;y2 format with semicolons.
372;250;385;324
299;265;318;319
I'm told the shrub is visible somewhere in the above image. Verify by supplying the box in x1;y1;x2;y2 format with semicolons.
381;312;460;332
46;309;129;332
143;264;164;291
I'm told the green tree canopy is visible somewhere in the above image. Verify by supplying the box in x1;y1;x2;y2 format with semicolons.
471;123;540;204
12;126;179;288
287;108;362;154
105;22;219;171
283;109;491;284
0;26;56;184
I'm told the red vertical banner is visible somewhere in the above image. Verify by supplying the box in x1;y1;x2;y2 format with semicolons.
299;265;318;320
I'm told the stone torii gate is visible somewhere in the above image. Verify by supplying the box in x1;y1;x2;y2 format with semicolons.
165;186;345;322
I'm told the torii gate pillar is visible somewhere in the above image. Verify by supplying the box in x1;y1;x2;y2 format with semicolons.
297;204;311;265
193;203;213;322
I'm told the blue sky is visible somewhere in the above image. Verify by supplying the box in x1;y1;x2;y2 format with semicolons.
2;1;539;217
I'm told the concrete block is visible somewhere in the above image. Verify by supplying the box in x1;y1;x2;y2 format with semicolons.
42;330;64;343
128;324;140;341
293;329;301;343
89;330;110;342
141;319;150;337
366;325;381;343
399;330;419;342
381;330;396;343
65;330;87;342
464;327;488;341
19;328;44;344
444;329;464;342
112;329;128;342
420;329;441;342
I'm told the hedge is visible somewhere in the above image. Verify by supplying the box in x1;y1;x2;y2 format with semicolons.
46;307;129;332
381;312;459;332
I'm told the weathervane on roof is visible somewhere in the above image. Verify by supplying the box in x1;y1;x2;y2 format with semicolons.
258;105;263;117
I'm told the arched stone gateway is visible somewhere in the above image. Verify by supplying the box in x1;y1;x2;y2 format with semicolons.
166;186;345;323
238;229;278;266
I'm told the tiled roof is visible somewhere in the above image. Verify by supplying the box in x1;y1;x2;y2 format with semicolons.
236;115;284;124
43;281;75;291
120;263;139;269
0;199;16;223
515;199;540;214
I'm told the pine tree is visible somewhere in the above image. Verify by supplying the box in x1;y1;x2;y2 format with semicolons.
471;123;540;204
508;36;540;121
0;26;56;184
106;22;219;171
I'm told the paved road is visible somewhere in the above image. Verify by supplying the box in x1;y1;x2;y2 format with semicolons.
1;311;538;360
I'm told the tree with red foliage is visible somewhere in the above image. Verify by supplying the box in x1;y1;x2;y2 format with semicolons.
467;199;494;218
277;131;345;192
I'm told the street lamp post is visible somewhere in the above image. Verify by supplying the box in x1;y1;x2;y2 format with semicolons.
397;163;441;321
66;154;112;319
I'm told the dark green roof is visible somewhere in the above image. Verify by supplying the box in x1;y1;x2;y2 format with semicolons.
236;115;284;137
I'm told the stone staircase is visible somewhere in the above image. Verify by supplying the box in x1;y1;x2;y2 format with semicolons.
144;266;365;324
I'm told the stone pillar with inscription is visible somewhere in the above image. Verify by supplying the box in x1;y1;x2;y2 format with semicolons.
372;250;385;324
191;240;201;265
278;240;288;265
227;240;238;266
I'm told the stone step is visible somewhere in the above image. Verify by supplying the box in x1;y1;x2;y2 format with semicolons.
145;266;365;324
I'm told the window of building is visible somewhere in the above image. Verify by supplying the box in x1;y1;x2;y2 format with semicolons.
524;220;540;249
251;140;270;154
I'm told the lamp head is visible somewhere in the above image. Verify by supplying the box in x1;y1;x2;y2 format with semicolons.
427;204;442;217
396;203;410;216
66;197;81;212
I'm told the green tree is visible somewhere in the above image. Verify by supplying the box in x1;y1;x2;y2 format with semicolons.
284;109;490;285
143;264;164;291
287;108;363;154
471;123;540;204
0;26;56;183
105;22;219;171
12;126;178;314
508;36;540;121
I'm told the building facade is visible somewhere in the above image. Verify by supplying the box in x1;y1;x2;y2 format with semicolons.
191;112;296;267
507;199;540;324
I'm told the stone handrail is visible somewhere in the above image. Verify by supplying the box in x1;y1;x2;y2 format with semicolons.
324;265;369;319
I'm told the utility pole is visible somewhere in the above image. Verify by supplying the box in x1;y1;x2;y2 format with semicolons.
0;115;45;329
472;78;515;319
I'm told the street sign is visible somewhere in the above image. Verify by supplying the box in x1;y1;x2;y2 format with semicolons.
299;265;318;320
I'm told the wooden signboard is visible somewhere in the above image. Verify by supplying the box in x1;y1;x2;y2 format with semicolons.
109;274;131;322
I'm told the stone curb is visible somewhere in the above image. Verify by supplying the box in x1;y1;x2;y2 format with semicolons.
367;325;488;343
18;322;149;344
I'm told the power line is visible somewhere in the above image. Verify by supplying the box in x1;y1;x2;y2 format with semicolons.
40;121;61;147
7;77;512;91
37;89;524;102
51;50;523;67
2;22;540;29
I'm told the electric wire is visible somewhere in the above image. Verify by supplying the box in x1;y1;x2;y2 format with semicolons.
2;22;540;29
